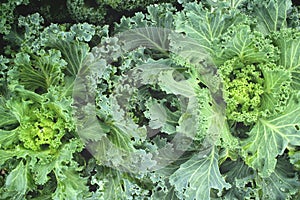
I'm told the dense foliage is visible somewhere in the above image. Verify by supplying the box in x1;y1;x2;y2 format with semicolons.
1;0;300;199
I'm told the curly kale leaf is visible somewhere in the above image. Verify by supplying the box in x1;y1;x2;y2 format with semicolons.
66;0;106;24
9;50;66;94
115;3;176;32
4;87;75;151
98;0;176;11
0;0;30;35
0;85;88;199
0;139;87;199
219;59;264;124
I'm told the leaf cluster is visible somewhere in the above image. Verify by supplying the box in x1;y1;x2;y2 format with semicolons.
1;0;300;199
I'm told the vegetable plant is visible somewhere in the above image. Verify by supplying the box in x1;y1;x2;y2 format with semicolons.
0;0;300;199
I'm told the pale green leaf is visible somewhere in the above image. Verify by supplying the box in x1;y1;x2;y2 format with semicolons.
173;2;243;54
274;29;300;89
169;147;231;200
242;97;300;177
5;161;33;195
158;70;196;97
254;0;292;34
52;167;89;200
145;99;181;134
0;130;19;150
118;27;171;56
216;24;277;64
261;65;292;114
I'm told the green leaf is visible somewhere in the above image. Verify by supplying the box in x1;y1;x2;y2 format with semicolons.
118;27;171;56
274;29;300;89
0;130;19;150
5;160;34;195
66;0;105;24
241;97;300;177
220;159;257;199
49;40;89;77
253;0;292;34
145;99;181;134
261;65;292;115
173;2;243;54
158;70;196;97
41;24;91;77
52;167;89;200
115;3;175;32
289;148;300;170
90;166;149;200
33;139;84;185
11;50;66;93
0;146;30;166
258;156;300;199
134;59;181;85
0;0;30;35
0;99;19;130
215;24;277;64
169;147;231;200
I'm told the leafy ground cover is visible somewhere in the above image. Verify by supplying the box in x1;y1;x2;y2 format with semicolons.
1;0;300;199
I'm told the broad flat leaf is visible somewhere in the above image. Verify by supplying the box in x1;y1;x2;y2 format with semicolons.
41;24;92;77
253;0;292;34
145;99;181;134
241;98;300;177
0;98;18;129
261;66;292;114
274;29;300;89
12;50;66;93
169;147;231;200
118;27;171;55
220;159;257;199
158;70;197;97
173;2;243;54
0;130;19;149
135;59;181;85
49;40;89;77
258;156;300;199
5;161;34;195
216;25;276;64
53;167;89;200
